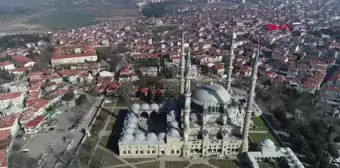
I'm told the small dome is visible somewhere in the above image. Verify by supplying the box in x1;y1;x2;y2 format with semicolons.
121;133;134;141
157;132;166;141
134;132;145;141
150;103;159;112
168;120;179;128
168;110;175;116
126;116;138;123
141;103;150;110
259;138;276;148
190;113;198;122
130;103;140;113
127;111;138;117
125;122;137;129
123;127;135;134
146;132;157;141
167;128;180;137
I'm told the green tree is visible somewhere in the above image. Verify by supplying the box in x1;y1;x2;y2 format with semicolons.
61;92;75;101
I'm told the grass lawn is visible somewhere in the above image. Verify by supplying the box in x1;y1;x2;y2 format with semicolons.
209;160;238;168
125;158;156;163
105;120;115;131
165;161;190;168
94;147;124;166
258;160;280;168
116;166;132;168
100;136;110;147
249;133;279;145
189;164;213;168
251;117;269;131
103;103;115;109
135;161;160;168
116;100;145;107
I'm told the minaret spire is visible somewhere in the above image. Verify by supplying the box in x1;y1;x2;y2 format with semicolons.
180;32;186;95
182;47;191;157
226;31;236;92
240;44;260;154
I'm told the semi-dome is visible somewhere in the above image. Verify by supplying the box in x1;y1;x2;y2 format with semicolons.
190;112;199;122
126;116;138;124
123;127;135;134
191;84;231;105
168;120;179;128
259;138;276;148
167;128;180;137
157;132;166;141
130;103;141;113
134;132;145;141
141;103;150;110
146;132;157;141
150;103;159;112
121;133;134;141
125;121;137;129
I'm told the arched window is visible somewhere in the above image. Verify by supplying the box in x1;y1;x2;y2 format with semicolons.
150;111;157;119
140;112;149;119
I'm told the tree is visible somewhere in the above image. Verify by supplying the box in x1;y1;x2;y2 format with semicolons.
8;152;37;168
61;92;75;101
63;76;70;82
328;143;339;158
334;136;340;142
115;83;132;100
146;87;153;102
76;77;80;84
162;66;178;78
75;94;87;105
154;89;164;103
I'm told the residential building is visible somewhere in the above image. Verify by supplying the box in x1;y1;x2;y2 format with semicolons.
51;45;98;66
24;116;45;134
0;92;24;110
0;62;15;71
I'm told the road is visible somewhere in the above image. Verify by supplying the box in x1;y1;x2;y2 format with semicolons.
54;97;104;168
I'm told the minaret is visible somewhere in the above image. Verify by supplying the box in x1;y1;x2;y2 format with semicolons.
240;44;260;153
182;47;191;157
226;31;236;92
180;32;186;95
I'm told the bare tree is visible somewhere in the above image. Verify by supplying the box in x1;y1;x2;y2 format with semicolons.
8;152;37;168
115;82;133;100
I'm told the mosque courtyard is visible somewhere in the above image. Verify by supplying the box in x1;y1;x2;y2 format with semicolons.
84;99;276;168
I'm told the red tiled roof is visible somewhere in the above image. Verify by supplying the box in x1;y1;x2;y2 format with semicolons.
0;150;6;167
12;55;33;64
52;45;96;60
11;66;31;72
0;92;21;101
0;61;13;67
25;115;45;128
0;130;10;141
0;115;16;129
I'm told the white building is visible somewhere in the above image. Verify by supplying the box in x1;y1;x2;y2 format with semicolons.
0;92;24;110
246;139;304;168
0;62;15;71
51;45;98;66
118;83;262;157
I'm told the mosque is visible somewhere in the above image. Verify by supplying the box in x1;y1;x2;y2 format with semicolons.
117;32;262;158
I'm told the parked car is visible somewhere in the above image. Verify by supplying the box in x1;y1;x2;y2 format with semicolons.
68;124;78;131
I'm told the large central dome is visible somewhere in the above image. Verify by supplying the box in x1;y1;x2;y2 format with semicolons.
191;83;231;105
